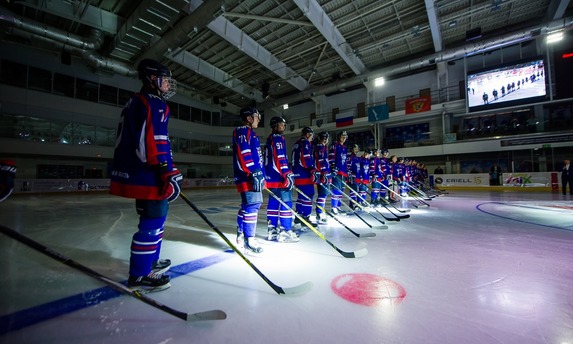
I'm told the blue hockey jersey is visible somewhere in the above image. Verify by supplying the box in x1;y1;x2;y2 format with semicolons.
110;89;174;200
233;125;265;192
265;133;291;189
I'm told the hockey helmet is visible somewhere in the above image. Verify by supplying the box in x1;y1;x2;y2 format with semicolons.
137;58;177;99
269;116;286;129
382;148;389;154
351;143;360;151
337;130;348;139
239;106;260;120
317;131;329;141
302;127;314;136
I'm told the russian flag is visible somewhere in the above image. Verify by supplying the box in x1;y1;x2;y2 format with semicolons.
335;112;353;127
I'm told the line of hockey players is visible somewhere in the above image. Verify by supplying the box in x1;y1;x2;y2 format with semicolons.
233;107;430;255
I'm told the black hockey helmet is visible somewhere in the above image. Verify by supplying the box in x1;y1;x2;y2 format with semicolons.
302;127;314;136
269;116;286;129
137;58;176;99
317;131;329;141
239;106;260;120
382;148;389;154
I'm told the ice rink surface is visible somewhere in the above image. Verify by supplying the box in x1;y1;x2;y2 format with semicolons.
1;188;573;344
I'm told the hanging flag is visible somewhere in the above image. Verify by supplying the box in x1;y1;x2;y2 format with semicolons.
336;112;354;127
368;104;389;122
405;97;431;114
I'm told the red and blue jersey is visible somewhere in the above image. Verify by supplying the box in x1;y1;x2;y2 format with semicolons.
291;137;314;185
359;155;371;185
329;142;348;177
314;143;330;173
347;152;361;184
110;89;173;200
233;125;264;192
264;133;291;189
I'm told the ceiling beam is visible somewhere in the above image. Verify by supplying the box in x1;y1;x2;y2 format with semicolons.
167;48;263;101
207;16;308;91
292;0;366;75
546;0;570;20
424;0;443;52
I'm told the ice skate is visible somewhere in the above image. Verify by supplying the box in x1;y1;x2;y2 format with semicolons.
128;272;171;293
267;225;279;241
278;230;300;243
317;213;328;225
244;237;264;256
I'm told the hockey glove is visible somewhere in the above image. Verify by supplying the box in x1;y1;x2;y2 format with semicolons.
160;169;183;202
0;160;16;203
251;169;265;192
321;172;332;186
283;171;294;191
311;169;321;184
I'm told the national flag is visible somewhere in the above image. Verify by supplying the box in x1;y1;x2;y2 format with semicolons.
335;112;354;127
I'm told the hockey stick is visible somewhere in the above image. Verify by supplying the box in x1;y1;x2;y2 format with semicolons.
406;182;433;200
380;182;422;209
293;185;378;237
179;193;312;295
329;183;393;226
326;178;386;228
401;182;431;207
265;189;367;258
336;180;402;222
0;224;226;322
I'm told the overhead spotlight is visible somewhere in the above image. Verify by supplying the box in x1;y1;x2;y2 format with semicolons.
374;77;385;87
448;20;457;27
547;31;563;44
283;104;289;110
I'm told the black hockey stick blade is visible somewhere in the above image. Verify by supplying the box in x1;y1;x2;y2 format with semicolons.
266;189;367;259
179;193;312;295
0;225;225;323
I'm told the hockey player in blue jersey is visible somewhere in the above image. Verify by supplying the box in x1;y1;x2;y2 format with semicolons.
264;116;299;243
110;59;182;292
313;132;331;224
292;127;318;228
233;106;266;255
357;149;372;206
328;131;348;215
347;144;361;210
369;149;386;206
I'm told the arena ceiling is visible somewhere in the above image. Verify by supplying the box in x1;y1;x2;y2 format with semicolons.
0;0;571;111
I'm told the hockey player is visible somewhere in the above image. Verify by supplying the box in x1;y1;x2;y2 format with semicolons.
292;127;317;228
379;149;391;202
233;106;266;255
347;144;361;210
391;156;407;198
110;58;182;292
358;150;372;206
328;131;348;215
0;159;16;203
369;149;384;206
313;132;331;224
264;116;299;243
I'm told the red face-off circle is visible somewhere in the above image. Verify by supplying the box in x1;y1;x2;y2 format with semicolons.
331;273;406;307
